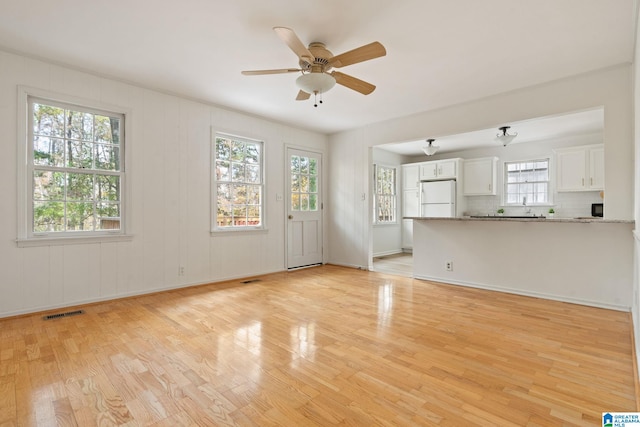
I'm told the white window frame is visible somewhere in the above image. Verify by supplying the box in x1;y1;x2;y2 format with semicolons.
16;86;132;247
373;164;397;224
212;131;265;233
503;158;552;206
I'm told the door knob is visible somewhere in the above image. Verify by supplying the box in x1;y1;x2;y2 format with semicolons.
288;215;293;219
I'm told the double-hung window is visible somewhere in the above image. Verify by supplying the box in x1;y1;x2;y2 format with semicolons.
213;133;264;230
373;164;397;223
504;159;550;205
26;96;125;238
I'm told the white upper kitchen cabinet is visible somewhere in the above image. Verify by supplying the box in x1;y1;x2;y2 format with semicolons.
555;144;604;192
419;159;459;181
463;157;498;196
402;163;420;190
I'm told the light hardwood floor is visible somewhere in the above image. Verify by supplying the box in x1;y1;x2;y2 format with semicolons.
0;265;636;426
373;253;413;277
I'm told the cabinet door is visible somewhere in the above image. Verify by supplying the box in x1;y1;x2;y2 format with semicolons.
437;160;457;179
403;189;420;217
402;164;420;190
588;146;604;190
419;162;438;180
556;149;586;191
463;158;497;195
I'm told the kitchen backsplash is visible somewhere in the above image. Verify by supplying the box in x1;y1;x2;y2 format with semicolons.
464;191;603;218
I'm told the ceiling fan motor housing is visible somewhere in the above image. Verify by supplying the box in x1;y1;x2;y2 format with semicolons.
299;42;333;72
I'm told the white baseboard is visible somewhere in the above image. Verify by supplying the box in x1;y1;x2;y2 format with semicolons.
414;274;630;312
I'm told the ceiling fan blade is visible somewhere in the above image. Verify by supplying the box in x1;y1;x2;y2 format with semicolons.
241;68;301;75
273;27;315;63
331;71;376;95
296;90;311;101
328;42;386;68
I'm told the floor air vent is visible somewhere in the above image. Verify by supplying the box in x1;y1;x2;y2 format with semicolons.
240;279;261;284
43;310;85;320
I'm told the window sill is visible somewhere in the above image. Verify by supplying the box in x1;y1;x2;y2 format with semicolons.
373;222;399;227
16;233;133;248
211;227;268;237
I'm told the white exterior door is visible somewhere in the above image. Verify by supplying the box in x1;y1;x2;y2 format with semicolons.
287;148;323;269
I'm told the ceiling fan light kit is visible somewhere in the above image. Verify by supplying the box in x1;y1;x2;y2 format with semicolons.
423;139;439;156
496;126;517;146
242;27;386;106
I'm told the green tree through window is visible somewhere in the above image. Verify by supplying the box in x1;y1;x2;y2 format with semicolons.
30;98;124;234
214;134;263;229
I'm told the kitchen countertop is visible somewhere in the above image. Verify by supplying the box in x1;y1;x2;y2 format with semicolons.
405;216;634;224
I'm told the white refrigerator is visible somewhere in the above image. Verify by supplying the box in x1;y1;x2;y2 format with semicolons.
420;180;456;217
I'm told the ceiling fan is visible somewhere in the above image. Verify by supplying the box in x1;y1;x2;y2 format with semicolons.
242;27;386;106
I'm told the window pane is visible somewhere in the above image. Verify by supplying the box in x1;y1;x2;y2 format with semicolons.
291;194;300;211
291;156;300;173
300;175;309;193
66;140;93;169
95;144;120;171
247;206;260;225
309;176;317;193
232;206;247;226
95;175;120;201
216;160;230;181
300;157;309;174
34;137;65;167
246;143;260;164
67;173;94;201
300;194;309;211
246;185;261;205
67;110;94;141
231;163;245;182
94;115;120;144
33;201;65;232
33;103;65;137
246;164;260;184
66;202;94;231
233;185;247;204
231;141;245;162
291;174;300;192
309;158;317;175
33;171;65;201
216;138;231;160
309;194;317;211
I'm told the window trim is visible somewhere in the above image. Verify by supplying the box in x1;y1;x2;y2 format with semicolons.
502;157;553;206
16;86;132;246
211;129;266;233
373;163;398;225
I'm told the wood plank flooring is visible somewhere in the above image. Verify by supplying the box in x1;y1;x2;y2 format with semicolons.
0;265;636;426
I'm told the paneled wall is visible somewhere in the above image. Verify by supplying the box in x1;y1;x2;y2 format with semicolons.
0;50;328;317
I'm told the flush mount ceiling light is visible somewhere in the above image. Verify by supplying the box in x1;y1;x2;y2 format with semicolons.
422;139;439;156
496;126;518;146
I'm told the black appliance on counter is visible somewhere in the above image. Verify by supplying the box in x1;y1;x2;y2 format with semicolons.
592;203;603;217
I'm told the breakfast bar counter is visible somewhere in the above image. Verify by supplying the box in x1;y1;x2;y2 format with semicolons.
408;216;635;310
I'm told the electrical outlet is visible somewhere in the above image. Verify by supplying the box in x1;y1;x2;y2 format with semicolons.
445;261;453;271
179;266;185;276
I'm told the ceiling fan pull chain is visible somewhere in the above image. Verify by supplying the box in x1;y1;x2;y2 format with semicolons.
314;91;318;107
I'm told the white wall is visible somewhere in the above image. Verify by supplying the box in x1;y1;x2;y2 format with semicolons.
632;0;640;382
0;50;328;318
328;65;634;269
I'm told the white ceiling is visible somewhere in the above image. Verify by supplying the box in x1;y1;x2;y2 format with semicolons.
0;1;635;147
379;108;605;155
